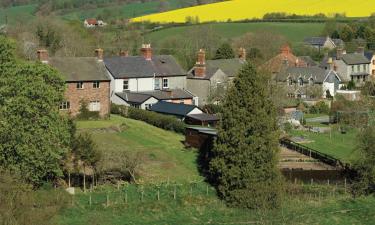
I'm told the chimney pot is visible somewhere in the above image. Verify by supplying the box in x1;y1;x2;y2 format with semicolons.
194;49;206;77
37;49;49;63
281;44;291;55
95;48;104;61
141;44;152;60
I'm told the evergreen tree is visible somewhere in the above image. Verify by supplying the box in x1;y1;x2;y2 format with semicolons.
209;62;282;209
214;42;235;59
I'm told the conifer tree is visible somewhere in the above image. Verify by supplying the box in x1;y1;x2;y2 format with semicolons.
209;62;282;209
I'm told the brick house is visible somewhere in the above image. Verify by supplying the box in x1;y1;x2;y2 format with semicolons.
104;44;197;109
187;48;246;106
37;49;111;117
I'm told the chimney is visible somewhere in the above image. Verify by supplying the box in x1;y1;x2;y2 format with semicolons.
328;57;334;70
238;47;247;61
281;44;291;55
95;48;104;62
141;44;152;60
119;50;129;57
357;46;365;55
336;47;343;60
37;49;49;64
194;49;206;77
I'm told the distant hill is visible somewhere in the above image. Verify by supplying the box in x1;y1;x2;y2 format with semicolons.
132;0;375;23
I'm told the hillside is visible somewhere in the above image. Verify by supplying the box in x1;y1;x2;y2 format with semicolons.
145;22;325;46
132;0;375;23
0;4;37;24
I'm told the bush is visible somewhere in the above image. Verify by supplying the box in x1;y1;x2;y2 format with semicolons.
111;104;186;134
309;101;329;114
76;100;100;120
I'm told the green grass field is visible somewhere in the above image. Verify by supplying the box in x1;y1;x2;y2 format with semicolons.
145;22;325;45
0;4;37;24
61;0;199;21
290;128;358;162
77;115;200;183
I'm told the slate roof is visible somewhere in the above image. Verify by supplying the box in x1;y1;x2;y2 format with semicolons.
150;101;201;117
140;89;194;100
115;92;153;104
298;56;317;67
341;54;370;65
186;113;218;122
49;57;110;82
304;37;329;46
188;58;245;80
263;53;308;74
276;66;332;83
104;55;186;79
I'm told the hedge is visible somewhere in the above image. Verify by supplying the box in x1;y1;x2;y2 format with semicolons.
111;104;186;134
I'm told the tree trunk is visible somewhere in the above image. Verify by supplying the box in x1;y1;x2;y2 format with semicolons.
68;172;71;188
83;167;86;193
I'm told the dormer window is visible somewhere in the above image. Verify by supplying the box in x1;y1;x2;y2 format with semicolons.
77;82;84;89
309;78;314;85
93;81;100;89
123;80;129;91
162;78;169;89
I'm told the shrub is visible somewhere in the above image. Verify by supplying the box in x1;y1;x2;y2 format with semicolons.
111;104;186;134
76;100;100;120
310;101;329;114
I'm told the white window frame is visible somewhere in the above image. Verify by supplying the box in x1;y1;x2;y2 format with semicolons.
89;101;101;112
77;82;84;89
162;78;169;89
93;81;100;89
59;101;70;110
123;80;129;91
298;77;304;87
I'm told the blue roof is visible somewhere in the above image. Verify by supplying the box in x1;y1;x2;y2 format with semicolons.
150;101;201;117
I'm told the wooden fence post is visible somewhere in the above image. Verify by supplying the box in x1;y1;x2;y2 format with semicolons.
206;185;209;196
310;178;313;185
106;192;109;207
89;194;92;206
173;185;176;200
344;178;347;193
157;189;160;201
125;191;128;204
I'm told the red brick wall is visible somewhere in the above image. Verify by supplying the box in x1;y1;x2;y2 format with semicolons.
62;81;110;117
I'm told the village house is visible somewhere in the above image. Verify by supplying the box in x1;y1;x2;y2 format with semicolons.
104;44;196;109
186;48;246;106
320;47;371;86
37;49;111;117
276;65;342;99
365;51;375;79
84;18;107;28
263;44;309;75
304;36;344;50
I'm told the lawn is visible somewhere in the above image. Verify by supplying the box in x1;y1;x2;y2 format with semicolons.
77;115;200;183
0;4;37;24
290;128;359;162
145;22;325;45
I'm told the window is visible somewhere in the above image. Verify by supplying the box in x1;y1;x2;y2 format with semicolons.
357;65;360;72
93;81;100;89
59;101;70;110
373;60;375;65
363;64;367;72
89;101;100;112
363;75;367;82
145;104;152;110
162;78;169;89
123;80;129;91
154;79;160;90
351;65;355;72
76;82;84;89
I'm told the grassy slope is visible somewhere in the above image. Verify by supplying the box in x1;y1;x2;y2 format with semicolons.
290;128;358;162
0;4;37;24
77;115;200;183
145;22;325;45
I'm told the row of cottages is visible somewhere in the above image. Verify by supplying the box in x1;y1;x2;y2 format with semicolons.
273;45;374;99
106;44;196;109
187;48;247;106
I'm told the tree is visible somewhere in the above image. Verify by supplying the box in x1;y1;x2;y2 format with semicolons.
214;42;235;59
0;37;72;186
352;126;375;196
340;24;355;42
209;62;282;209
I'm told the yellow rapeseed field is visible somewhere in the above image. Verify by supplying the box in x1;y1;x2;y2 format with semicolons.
132;0;375;23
